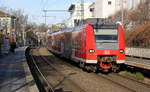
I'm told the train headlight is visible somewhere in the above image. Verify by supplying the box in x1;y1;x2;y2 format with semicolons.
119;49;124;53
89;49;95;53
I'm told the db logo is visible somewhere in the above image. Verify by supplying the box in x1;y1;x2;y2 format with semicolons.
104;50;110;54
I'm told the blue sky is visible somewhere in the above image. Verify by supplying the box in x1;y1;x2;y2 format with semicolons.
0;0;93;25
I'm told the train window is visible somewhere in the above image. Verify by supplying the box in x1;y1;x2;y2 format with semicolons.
95;35;117;41
94;29;117;35
94;29;118;42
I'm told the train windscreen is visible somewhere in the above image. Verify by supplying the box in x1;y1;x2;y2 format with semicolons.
94;28;118;49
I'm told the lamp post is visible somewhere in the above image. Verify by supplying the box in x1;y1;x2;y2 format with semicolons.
22;24;25;46
23;28;35;46
121;0;124;25
81;0;84;24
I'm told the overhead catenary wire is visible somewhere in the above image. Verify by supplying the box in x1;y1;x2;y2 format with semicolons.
41;0;87;25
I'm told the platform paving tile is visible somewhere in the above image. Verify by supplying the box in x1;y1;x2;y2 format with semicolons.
0;47;32;92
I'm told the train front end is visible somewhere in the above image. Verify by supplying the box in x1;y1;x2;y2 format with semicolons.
86;22;125;72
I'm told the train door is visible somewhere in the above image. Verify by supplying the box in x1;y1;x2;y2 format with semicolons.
61;39;64;54
64;32;72;58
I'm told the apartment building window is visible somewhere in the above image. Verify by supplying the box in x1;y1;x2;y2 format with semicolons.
108;1;112;5
90;8;94;12
76;11;81;16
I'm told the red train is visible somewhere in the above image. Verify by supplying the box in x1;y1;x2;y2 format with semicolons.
47;22;125;72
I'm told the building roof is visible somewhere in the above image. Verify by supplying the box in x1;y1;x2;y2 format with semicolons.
89;2;95;8
68;2;93;12
0;11;16;18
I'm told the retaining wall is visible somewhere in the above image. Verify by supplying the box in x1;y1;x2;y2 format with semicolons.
126;47;150;58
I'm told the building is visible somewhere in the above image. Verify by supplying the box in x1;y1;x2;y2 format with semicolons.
0;11;16;34
66;0;145;27
90;0;143;19
0;11;17;54
67;3;93;27
0;11;16;42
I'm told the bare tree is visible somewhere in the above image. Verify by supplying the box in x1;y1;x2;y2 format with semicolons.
108;1;150;29
108;1;150;47
37;23;48;32
128;1;150;25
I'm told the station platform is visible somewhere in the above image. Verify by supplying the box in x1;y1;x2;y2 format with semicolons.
125;57;150;70
0;47;39;92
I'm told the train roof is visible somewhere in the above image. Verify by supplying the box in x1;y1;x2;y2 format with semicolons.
85;18;119;29
50;24;88;36
50;21;119;36
92;22;118;29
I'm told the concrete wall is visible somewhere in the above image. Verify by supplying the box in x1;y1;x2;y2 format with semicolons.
94;0;103;18
126;47;150;58
94;0;117;18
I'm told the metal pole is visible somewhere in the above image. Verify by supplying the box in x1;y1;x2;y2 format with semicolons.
132;0;134;9
22;24;25;46
44;11;47;25
121;0;124;25
81;0;84;24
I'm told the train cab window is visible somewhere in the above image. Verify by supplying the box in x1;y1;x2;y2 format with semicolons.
94;28;118;49
94;29;118;43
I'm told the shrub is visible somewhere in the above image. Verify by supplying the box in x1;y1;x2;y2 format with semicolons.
125;24;150;48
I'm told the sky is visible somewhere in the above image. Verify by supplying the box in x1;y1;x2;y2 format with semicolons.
0;0;93;25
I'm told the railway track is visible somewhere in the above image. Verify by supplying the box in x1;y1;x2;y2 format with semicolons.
125;56;150;78
53;55;150;92
43;54;134;92
38;53;86;92
48;54;150;91
27;47;86;92
30;55;55;92
48;49;150;91
26;47;54;92
45;50;150;92
97;73;150;92
26;47;150;92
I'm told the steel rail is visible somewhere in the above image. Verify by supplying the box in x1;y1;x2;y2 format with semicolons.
36;47;150;92
37;50;86;92
97;72;150;92
40;51;135;92
111;72;150;87
30;54;55;92
44;49;138;91
97;73;137;92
